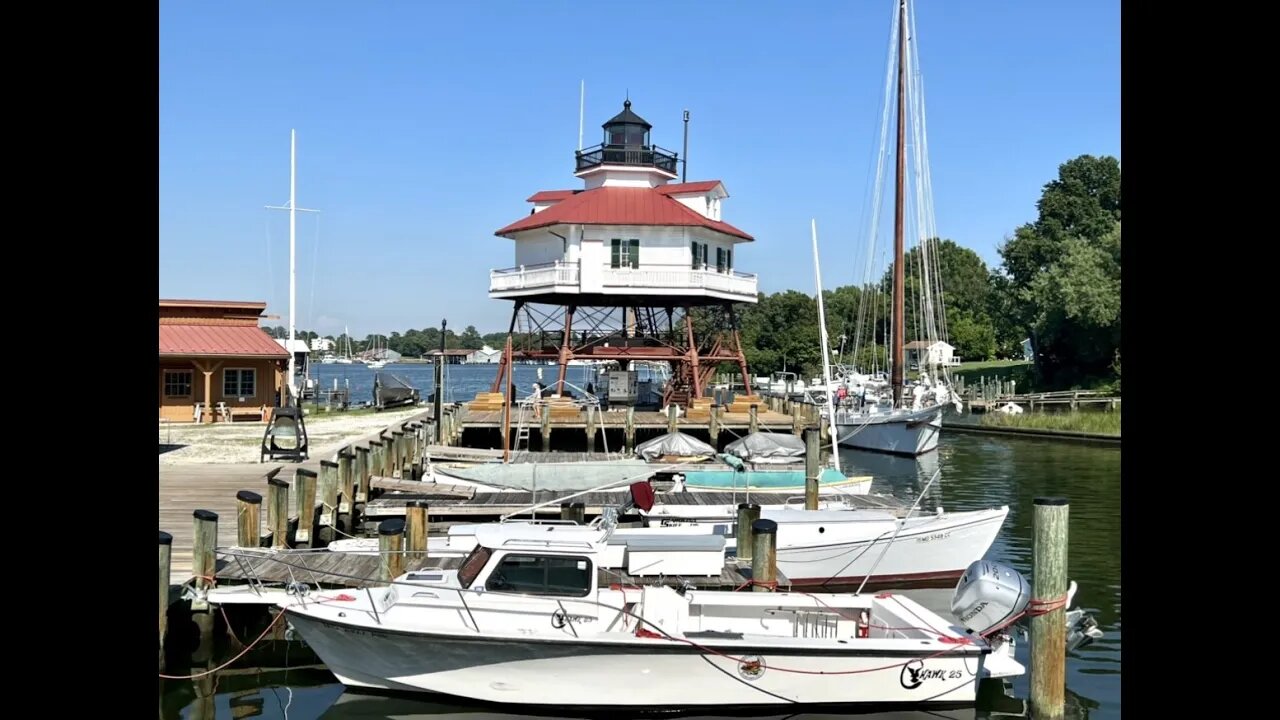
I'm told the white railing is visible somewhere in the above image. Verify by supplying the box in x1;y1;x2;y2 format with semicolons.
490;262;580;292
490;263;758;298
601;267;757;297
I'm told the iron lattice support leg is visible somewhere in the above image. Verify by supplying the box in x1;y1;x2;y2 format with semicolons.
728;304;752;394
555;305;576;395
490;301;524;394
684;311;702;400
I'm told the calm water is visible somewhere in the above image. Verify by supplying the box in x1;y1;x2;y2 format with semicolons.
308;362;657;408
160;401;1121;719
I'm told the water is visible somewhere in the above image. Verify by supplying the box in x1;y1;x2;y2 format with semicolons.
307;363;656;408
159;431;1120;719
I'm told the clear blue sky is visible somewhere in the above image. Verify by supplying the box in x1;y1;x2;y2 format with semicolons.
159;0;1119;339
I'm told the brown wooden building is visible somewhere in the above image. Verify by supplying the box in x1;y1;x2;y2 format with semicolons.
158;299;289;423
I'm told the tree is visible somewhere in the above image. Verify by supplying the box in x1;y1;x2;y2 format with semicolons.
877;239;1000;361
459;325;484;349
997;154;1122;386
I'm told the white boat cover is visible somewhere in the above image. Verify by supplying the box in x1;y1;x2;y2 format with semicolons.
634;431;717;461
723;431;806;460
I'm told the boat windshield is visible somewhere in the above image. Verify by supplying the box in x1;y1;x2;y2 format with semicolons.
457;544;493;589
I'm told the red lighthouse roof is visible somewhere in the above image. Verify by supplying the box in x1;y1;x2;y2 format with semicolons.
496;184;752;241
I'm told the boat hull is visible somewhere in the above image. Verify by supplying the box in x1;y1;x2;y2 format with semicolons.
770;508;1008;590
284;612;986;708
835;406;943;456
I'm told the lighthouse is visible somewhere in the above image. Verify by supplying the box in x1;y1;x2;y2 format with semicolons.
485;99;758;413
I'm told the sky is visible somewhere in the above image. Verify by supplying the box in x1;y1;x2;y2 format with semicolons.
159;0;1120;339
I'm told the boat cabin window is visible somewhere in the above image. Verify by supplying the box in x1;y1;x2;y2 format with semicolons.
457;545;494;589
484;554;593;597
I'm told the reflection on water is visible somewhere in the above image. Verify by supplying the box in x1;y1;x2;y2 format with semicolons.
160;431;1120;720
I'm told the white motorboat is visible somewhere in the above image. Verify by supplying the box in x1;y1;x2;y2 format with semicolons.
331;479;1006;593
283;522;1031;710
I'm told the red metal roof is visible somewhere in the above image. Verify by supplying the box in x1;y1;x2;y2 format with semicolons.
496;185;753;241
159;324;290;358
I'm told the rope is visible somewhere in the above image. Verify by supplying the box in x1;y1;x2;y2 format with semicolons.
978;593;1069;639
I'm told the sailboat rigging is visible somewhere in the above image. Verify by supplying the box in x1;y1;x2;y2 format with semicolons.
830;0;961;457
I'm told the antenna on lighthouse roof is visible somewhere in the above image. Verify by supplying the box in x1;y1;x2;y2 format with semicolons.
578;80;585;151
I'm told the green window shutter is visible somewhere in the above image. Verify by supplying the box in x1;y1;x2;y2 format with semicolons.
691;240;699;269
716;247;724;272
611;238;620;268
629;239;639;268
727;249;732;271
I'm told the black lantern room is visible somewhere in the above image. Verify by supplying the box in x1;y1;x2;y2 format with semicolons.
604;99;651;148
576;99;678;175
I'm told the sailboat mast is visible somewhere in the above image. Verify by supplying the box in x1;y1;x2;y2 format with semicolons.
891;0;907;409
811;219;840;472
289;129;298;403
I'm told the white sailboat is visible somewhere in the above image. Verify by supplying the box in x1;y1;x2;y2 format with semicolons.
832;0;960;457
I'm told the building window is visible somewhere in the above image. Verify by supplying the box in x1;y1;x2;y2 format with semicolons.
691;241;710;270
224;368;256;398
484;553;593;597
164;370;192;397
611;238;639;269
726;248;733;272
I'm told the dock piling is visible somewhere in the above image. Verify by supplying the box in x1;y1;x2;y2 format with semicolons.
159;530;172;670
378;518;406;583
749;404;759;434
338;449;354;527
540;404;551;452
624;406;636;453
405;500;429;563
709;404;721;448
736;502;761;562
191;509;218;610
667;404;678;434
1031;497;1070;719
804;427;820;510
750;518;777;591
235;490;262;548
267;474;291;549
294;468;318;548
319;460;339;546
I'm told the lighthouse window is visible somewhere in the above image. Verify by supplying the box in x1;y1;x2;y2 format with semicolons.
611;238;639;269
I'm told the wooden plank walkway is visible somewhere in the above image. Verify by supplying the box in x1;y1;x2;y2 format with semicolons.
159;463;279;581
161;409;435;583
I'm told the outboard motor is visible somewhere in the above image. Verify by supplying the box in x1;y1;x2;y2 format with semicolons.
951;560;1031;636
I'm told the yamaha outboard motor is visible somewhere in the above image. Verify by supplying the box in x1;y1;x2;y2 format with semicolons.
951;560;1031;635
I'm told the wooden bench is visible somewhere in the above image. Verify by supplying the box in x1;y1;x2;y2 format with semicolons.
227;406;267;422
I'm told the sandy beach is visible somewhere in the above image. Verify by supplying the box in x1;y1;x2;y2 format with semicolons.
158;406;429;464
